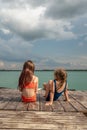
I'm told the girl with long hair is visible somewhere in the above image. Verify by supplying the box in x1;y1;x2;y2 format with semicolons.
18;60;38;102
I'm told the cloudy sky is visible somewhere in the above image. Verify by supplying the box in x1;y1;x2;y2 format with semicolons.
0;0;87;70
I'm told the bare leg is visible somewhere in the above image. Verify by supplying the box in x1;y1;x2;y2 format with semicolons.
43;82;50;98
43;82;47;90
45;92;54;105
45;80;55;106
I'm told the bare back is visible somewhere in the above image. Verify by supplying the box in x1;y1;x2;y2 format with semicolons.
22;75;38;98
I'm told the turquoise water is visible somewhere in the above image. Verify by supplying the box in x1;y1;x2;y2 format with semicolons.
0;70;87;90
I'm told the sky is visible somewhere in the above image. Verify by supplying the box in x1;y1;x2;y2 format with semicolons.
0;0;87;70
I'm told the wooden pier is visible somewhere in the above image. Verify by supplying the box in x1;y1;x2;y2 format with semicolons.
0;88;87;129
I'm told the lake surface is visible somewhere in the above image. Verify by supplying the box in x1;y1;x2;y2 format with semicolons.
0;70;87;90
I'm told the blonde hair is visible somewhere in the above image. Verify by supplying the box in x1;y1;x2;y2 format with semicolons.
54;68;67;88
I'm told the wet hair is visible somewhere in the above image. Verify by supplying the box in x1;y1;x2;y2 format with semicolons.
54;68;67;88
18;60;35;89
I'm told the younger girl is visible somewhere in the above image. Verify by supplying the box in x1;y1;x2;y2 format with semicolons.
18;60;38;103
43;68;70;105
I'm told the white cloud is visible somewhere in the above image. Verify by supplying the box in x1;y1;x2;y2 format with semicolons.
10;63;18;69
0;1;77;41
0;36;33;62
84;24;87;27
0;28;10;34
80;56;87;60
45;0;87;19
0;61;4;67
0;54;87;70
0;0;87;69
84;36;87;41
78;42;84;47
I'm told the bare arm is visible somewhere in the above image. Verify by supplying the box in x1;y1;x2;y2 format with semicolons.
50;81;55;104
35;77;39;94
64;83;70;101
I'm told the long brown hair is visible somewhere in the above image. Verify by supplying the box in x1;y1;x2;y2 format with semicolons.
54;68;67;89
18;60;35;89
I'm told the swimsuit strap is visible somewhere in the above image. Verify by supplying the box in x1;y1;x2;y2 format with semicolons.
54;79;57;92
54;79;67;92
64;80;67;91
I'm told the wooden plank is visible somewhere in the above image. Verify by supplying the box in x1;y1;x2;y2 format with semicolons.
52;100;64;112
0;92;11;109
69;98;87;112
26;93;40;111
0;111;87;129
16;94;40;111
0;89;21;110
4;97;21;110
39;89;52;111
59;100;76;112
16;102;28;111
27;102;39;111
70;91;87;108
0;88;87;113
69;91;87;112
58;93;78;112
0;100;9;109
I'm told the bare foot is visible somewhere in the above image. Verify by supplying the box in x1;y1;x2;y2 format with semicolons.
45;101;53;106
64;99;70;102
67;99;70;102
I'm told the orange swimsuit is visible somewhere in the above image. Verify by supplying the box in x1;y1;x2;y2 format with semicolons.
21;82;37;102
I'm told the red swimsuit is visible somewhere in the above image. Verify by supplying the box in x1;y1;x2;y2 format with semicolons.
21;82;37;102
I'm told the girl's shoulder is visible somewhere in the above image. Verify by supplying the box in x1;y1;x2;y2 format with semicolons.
33;75;38;82
48;80;54;85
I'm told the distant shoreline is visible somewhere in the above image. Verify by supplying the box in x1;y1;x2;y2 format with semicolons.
0;69;87;71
